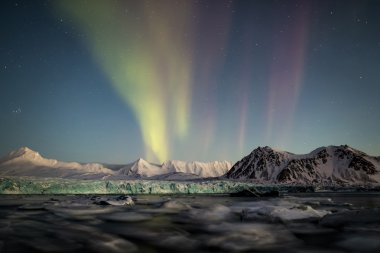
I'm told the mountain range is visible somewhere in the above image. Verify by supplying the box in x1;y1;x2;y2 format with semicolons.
0;147;231;180
226;145;380;185
0;145;379;185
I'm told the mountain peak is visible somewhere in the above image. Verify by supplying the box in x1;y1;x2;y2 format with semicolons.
8;147;41;158
336;144;363;152
317;145;368;157
135;157;148;164
1;147;43;162
253;146;272;152
252;146;285;154
131;158;152;169
17;146;35;153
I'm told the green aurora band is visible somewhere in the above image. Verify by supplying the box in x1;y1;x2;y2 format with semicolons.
57;0;195;162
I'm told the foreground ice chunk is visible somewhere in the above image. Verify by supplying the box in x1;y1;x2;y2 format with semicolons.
189;204;232;222
90;238;137;253
48;206;116;220
260;204;330;221
104;197;134;206
234;199;331;222
93;195;135;206
161;200;191;210
206;223;298;251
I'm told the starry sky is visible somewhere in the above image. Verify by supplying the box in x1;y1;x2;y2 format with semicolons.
1;0;380;164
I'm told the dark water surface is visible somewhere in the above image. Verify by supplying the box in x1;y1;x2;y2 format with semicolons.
0;193;380;253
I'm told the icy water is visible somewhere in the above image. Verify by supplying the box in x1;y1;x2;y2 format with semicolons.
0;193;380;253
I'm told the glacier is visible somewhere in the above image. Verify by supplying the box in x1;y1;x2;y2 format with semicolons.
0;177;316;194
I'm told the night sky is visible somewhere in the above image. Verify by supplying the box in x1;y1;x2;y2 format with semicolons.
1;0;380;163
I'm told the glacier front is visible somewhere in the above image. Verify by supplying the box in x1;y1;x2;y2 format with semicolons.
0;177;314;194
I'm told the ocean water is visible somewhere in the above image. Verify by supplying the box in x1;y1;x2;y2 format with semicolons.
0;193;379;253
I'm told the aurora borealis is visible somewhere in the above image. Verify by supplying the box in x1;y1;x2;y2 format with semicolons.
1;0;380;163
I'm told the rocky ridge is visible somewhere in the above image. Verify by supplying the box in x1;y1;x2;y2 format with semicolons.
226;145;380;185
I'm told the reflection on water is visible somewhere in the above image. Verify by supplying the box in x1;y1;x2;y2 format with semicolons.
0;193;380;252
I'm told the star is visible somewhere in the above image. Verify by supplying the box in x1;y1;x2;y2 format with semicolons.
12;107;21;114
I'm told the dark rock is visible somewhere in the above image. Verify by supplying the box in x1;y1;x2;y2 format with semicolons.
349;156;377;175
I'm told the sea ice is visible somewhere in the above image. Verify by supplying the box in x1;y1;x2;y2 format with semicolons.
205;223;298;251
189;204;232;222
232;199;331;222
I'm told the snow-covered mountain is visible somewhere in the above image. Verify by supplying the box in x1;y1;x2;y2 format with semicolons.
117;158;232;178
0;147;118;179
226;145;380;185
0;147;231;180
